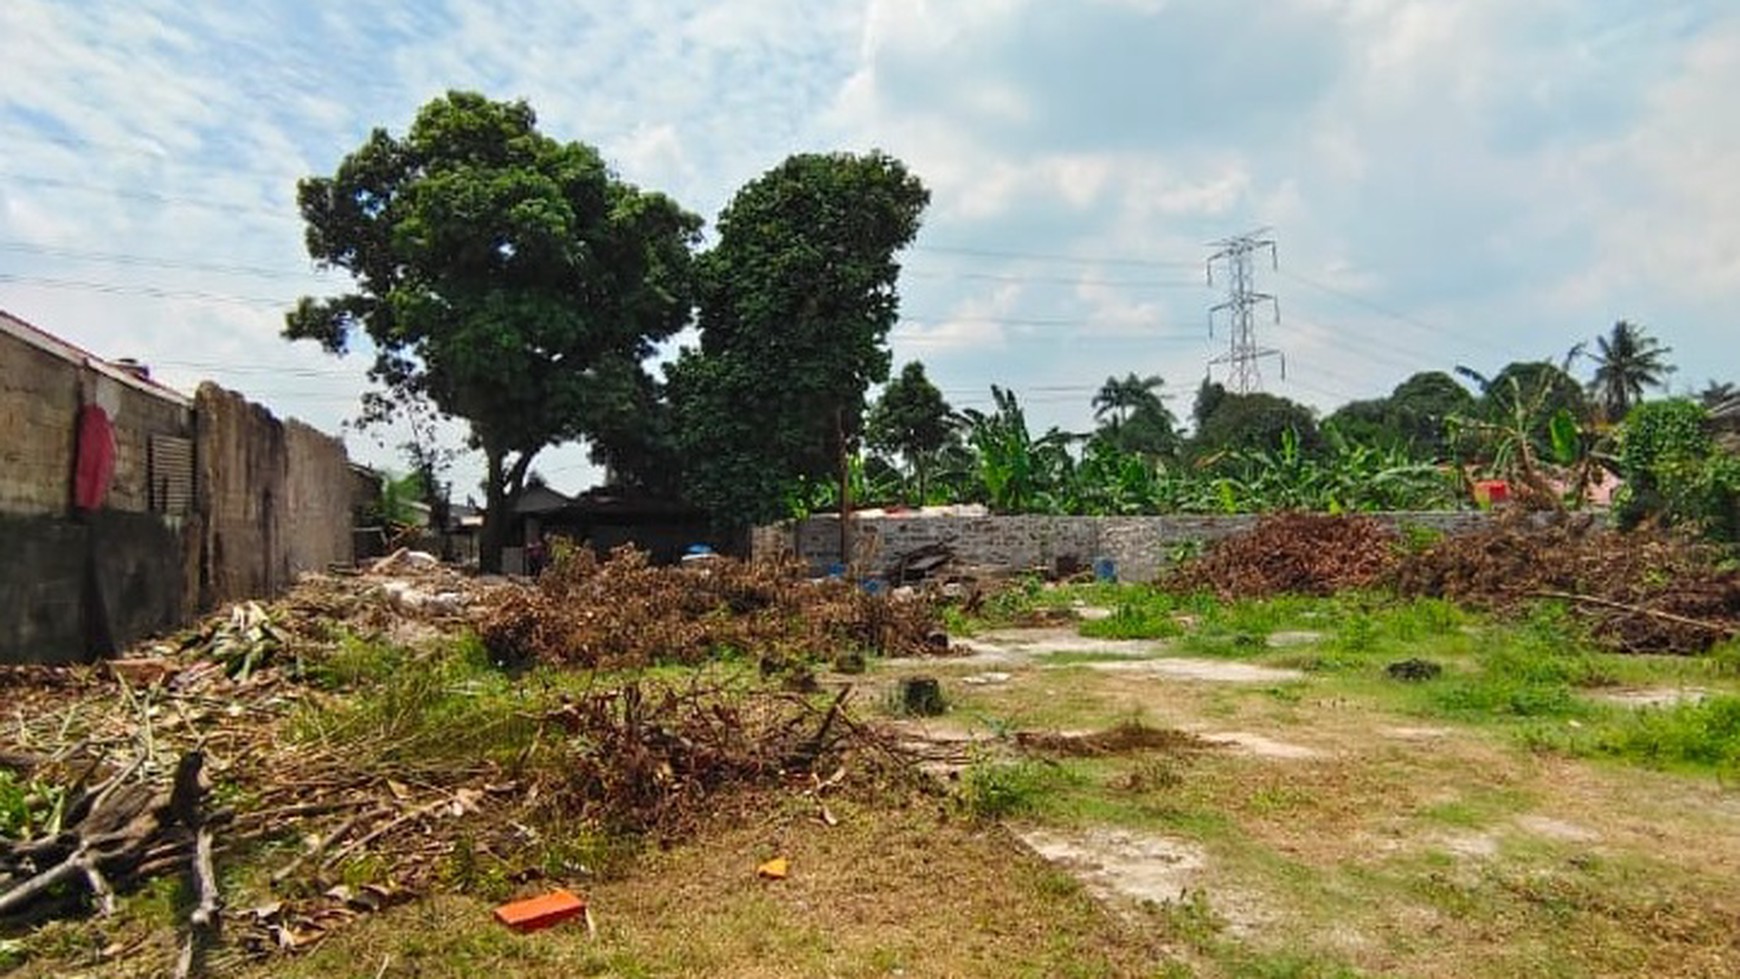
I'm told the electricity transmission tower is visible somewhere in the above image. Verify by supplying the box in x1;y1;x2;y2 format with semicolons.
1206;229;1283;393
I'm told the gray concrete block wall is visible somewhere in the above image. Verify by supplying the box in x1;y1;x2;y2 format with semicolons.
757;511;1500;582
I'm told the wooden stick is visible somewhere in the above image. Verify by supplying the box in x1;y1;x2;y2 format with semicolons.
1530;590;1735;635
320;798;451;873
81;857;115;917
176;826;218;979
271;806;388;885
0;848;88;917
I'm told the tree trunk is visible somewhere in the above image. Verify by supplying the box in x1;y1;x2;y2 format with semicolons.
837;409;853;580
479;449;507;574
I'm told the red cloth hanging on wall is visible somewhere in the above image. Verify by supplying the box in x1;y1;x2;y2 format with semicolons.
74;403;116;511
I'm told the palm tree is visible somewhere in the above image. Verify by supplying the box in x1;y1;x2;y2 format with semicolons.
1092;373;1166;428
1698;380;1737;410
1589;321;1673;422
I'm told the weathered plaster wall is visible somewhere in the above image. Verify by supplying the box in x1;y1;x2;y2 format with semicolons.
0;322;196;661
196;383;352;608
0;323;191;515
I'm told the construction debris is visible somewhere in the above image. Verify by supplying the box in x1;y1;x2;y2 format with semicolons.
492;889;587;933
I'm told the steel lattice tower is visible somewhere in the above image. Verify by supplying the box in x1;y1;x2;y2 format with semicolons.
1206;229;1283;393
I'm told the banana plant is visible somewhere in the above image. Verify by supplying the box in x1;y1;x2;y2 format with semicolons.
958;386;1078;513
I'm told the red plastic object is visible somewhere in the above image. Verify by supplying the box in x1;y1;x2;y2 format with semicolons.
493;889;587;933
1473;480;1510;505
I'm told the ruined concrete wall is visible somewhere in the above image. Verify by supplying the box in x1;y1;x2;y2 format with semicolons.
0;331;81;515
759;511;1499;582
196;384;352;608
284;420;354;574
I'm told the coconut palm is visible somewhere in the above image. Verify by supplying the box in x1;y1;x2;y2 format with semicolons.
1589;320;1673;422
1092;373;1166;428
1698;380;1737;410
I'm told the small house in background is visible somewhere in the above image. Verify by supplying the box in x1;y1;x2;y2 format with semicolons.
1712;397;1740;454
500;482;574;574
500;485;719;570
558;488;719;564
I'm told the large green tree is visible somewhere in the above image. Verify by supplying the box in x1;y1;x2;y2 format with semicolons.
1589;320;1673;422
1386;370;1477;459
867;361;955;504
1190;384;1321;459
285;91;700;571
1091;373;1179;458
671;151;928;529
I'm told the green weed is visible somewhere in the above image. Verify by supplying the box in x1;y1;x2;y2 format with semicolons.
288;634;538;770
957;759;1075;819
1586;695;1740;775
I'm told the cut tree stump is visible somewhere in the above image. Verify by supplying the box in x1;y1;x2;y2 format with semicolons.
897;676;946;717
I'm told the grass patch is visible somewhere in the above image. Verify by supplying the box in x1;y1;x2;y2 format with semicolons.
288;633;539;770
1525;694;1740;778
252;799;1172;979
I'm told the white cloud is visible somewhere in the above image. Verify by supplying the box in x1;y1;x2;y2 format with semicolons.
2;0;1737;492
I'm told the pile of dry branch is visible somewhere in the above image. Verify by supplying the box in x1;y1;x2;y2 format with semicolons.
1164;511;1740;654
1394;515;1740;653
0;552;931;970
479;547;943;668
1165;513;1403;598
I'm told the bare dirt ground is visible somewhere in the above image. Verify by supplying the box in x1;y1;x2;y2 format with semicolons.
889;624;1740;977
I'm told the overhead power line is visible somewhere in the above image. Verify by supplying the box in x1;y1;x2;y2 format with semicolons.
0;241;331;280
911;243;1197;268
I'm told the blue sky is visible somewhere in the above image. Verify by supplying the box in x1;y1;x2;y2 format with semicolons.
2;0;1735;499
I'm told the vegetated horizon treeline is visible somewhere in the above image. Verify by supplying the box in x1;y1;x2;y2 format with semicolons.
289;92;1734;551
823;322;1738;540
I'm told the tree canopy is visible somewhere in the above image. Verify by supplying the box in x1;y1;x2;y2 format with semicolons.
671;151;928;526
1325;371;1475;461
867;361;955;503
1092;373;1179;459
284;91;701;570
1190;384;1321;458
1589;320;1673;422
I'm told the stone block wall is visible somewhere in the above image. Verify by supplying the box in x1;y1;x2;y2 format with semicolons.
757;511;1499;582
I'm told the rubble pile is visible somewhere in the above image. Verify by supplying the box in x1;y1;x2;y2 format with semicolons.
1164;513;1403;598
479;546;943;669
1394;515;1740;654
